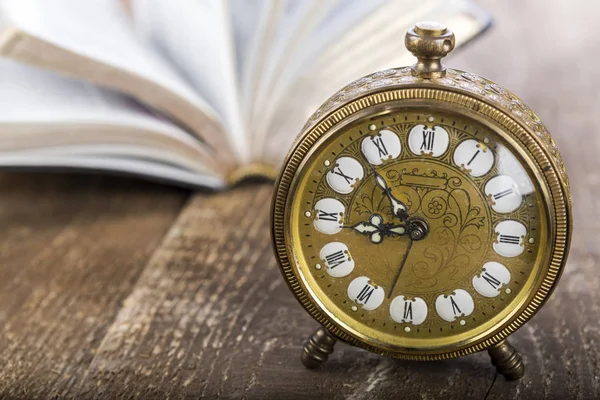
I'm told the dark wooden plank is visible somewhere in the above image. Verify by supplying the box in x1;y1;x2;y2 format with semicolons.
73;183;598;399
0;173;188;399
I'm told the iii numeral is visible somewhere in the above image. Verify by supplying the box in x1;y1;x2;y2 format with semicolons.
498;234;521;245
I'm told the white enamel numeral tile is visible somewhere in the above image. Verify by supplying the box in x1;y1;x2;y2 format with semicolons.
435;289;474;322
408;124;450;157
319;242;354;278
493;220;527;257
453;139;494;177
389;295;428;325
313;198;345;235
326;157;364;194
361;130;401;165
472;261;511;297
347;276;384;311
485;175;522;213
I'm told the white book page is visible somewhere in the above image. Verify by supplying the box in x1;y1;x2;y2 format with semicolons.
0;58;224;181
248;0;335;159
0;0;235;162
252;0;389;160
0;152;225;189
262;0;491;165
130;0;246;162
228;0;269;89
234;0;283;128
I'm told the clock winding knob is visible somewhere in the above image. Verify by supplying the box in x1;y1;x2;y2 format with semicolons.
405;21;456;79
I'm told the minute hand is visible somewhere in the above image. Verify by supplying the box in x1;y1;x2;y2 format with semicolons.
372;169;409;221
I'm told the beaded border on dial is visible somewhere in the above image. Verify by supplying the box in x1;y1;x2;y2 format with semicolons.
272;87;572;361
302;68;569;194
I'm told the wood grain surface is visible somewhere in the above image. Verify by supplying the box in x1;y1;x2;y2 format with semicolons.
0;0;599;399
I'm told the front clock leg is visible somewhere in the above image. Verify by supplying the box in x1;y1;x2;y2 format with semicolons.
487;339;525;381
301;326;337;369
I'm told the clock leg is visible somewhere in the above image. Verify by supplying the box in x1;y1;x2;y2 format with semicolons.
487;339;525;381
301;326;337;369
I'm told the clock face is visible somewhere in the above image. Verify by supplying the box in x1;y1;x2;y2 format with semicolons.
288;107;550;351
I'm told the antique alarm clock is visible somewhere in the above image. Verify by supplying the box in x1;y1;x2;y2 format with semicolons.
271;22;571;380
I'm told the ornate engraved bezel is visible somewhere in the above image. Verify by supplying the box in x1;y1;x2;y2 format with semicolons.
272;80;572;360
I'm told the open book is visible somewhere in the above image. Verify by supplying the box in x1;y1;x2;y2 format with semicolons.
0;0;490;189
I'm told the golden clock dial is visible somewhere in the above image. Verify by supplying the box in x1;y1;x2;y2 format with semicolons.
289;107;549;351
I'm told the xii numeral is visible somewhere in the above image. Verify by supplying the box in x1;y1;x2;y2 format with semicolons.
420;130;435;151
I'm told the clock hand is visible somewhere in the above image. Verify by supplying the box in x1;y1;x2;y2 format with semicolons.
387;217;429;298
388;239;413;298
371;167;409;221
347;213;407;244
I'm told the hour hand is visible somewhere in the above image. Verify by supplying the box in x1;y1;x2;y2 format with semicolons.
372;169;409;220
348;214;407;244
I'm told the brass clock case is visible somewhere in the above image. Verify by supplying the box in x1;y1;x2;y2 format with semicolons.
271;25;572;362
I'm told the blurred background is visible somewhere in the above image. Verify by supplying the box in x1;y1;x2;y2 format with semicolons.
0;1;598;399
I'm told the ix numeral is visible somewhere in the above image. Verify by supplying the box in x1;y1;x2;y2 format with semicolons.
317;210;338;221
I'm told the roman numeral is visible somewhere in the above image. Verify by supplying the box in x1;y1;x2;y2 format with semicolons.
373;137;389;157
420;130;435;151
499;234;521;245
356;284;375;303
325;250;346;268
317;210;338;221
333;167;353;184
467;150;480;166
403;301;413;320
482;271;502;289
450;296;462;315
493;188;514;200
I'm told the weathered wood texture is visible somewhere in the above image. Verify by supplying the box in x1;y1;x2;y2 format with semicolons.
1;0;599;399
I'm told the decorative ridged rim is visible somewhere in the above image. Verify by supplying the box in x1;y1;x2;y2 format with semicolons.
271;87;572;361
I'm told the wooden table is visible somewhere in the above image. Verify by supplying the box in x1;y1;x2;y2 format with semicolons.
1;1;598;399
